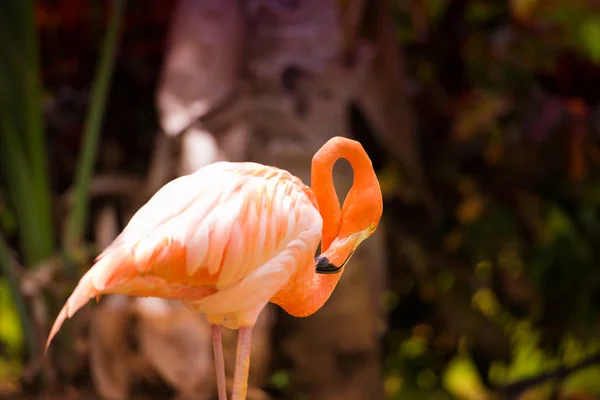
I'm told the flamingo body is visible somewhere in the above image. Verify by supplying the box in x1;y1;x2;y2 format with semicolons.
48;161;322;342
46;137;383;400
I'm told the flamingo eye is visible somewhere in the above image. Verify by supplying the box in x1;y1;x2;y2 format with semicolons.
369;222;376;231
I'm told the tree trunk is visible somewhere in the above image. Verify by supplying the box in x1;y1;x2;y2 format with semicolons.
242;2;386;398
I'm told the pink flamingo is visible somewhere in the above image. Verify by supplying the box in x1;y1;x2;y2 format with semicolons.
46;136;383;400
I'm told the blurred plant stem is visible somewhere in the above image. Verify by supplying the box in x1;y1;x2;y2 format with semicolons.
0;0;54;267
63;0;127;256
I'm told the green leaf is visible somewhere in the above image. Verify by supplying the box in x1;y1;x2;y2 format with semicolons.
580;18;600;62
64;0;127;254
0;236;35;358
270;370;290;390
0;278;23;353
0;0;55;266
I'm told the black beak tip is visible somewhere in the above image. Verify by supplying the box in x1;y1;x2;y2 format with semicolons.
315;256;342;274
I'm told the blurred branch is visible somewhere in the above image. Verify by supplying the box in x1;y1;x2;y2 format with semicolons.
497;352;600;399
64;0;127;254
61;174;146;207
0;234;36;359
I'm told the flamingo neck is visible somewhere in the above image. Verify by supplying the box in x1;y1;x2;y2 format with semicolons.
271;138;374;317
310;145;341;252
311;138;374;245
270;254;342;317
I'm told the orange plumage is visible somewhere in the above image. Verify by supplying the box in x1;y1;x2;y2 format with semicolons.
46;136;383;400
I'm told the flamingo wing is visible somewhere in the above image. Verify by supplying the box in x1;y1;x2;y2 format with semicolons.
46;161;322;350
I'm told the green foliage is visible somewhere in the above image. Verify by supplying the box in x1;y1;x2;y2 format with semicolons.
442;356;488;400
0;0;127;369
270;370;291;391
0;278;23;390
384;0;600;398
0;278;23;354
0;0;55;267
579;17;600;62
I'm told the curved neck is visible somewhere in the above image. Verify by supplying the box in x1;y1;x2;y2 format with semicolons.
310;153;341;252
270;255;342;317
311;138;374;248
271;138;376;317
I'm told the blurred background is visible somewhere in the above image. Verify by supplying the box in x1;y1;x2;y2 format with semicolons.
2;0;600;399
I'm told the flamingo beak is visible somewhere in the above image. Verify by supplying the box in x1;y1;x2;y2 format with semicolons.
315;228;370;274
315;255;341;274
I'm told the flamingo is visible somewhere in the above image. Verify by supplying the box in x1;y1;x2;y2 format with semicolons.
45;136;383;400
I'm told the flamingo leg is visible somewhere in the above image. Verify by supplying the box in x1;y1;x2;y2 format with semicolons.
211;325;228;400
231;326;253;400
